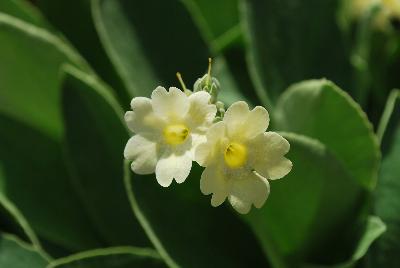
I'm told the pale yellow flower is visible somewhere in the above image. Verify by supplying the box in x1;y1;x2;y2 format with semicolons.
195;101;292;214
124;87;216;187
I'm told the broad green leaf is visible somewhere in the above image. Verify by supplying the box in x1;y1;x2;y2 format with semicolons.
0;114;105;253
0;13;89;139
59;64;268;267
0;14;115;254
0;233;49;268
240;0;352;104
48;247;164;268
183;0;242;52
275;79;380;190
61;65;150;247
303;216;386;268
246;133;365;266
0;193;40;247
0;0;49;28
370;90;400;267
36;0;128;103
91;0;209;97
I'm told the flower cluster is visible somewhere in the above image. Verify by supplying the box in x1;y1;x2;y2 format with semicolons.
124;60;292;214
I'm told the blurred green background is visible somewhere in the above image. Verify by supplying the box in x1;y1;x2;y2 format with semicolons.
0;0;400;267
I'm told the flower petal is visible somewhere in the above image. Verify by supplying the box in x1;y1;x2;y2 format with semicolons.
125;97;164;134
250;132;292;180
228;172;270;214
155;150;192;187
185;91;217;131
245;106;270;138
223;101;249;138
151;86;189;120
124;135;158;174
223;101;269;139
194;121;226;166
200;164;229;207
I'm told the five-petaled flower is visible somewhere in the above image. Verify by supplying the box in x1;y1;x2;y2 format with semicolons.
124;86;216;187
195;101;292;214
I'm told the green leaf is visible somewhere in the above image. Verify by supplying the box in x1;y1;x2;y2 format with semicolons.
377;89;400;155
370;91;400;267
0;193;40;247
36;0;128;103
240;0;352;104
48;247;164;268
339;216;385;268
0;113;106;254
91;0;216;97
60;65;150;247
0;13;89;139
0;15;114;254
182;0;242;52
0;233;49;268
303;216;386;268
275;79;380;190
245;133;365;266
0;0;50;28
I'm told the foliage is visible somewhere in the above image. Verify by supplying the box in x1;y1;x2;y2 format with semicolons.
0;0;399;267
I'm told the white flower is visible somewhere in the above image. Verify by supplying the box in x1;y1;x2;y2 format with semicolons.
124;86;217;187
195;101;292;214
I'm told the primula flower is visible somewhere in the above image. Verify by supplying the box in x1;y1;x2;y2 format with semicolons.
195;101;292;214
124;86;217;187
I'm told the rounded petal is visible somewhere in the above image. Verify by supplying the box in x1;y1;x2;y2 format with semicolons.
228;172;270;214
186;91;217;131
224;101;269;139
250;132;292;180
151;86;189;119
200;164;228;207
155;151;192;187
245;106;270;138
223;101;249;137
194;121;226;166
125;97;164;134
124;135;158;174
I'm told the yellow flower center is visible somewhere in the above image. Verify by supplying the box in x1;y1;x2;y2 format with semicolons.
224;142;247;168
163;124;189;145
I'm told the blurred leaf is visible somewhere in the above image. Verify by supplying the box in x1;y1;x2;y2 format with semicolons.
370;90;400;267
61;65;150;247
0;0;50;28
246;133;364;266
0;233;49;268
91;0;253;108
0;13;89;139
240;0;352;105
0;14;114;254
0;194;40;247
48;247;164;268
213;56;252;105
275;79;380;190
182;0;243;52
91;0;209;98
303;216;385;268
0;114;106;253
377;89;400;155
339;216;385;268
36;0;128;103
